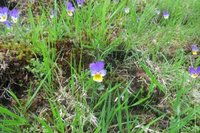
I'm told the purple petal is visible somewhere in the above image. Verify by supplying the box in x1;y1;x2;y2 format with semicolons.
0;7;8;15
4;20;12;28
2;7;8;13
99;70;106;76
90;63;97;71
192;44;199;51
95;61;105;71
9;9;19;18
189;67;196;74
0;7;3;12
163;11;169;15
91;71;97;76
197;66;200;73
163;11;169;19
76;0;84;7
67;2;75;12
67;2;73;8
89;61;105;72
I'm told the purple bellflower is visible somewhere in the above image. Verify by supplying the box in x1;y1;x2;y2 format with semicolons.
189;66;200;78
76;0;84;7
0;7;8;22
89;61;106;82
192;44;199;55
66;2;75;16
9;9;19;23
163;11;169;19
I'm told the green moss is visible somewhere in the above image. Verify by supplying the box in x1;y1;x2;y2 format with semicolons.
0;44;34;61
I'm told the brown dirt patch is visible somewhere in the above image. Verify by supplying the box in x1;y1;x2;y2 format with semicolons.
0;44;35;105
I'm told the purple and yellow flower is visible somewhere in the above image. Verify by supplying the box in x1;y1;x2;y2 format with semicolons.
192;44;198;55
9;9;19;23
66;2;75;16
0;7;8;22
89;61;106;82
4;20;12;29
76;0;84;7
163;11;169;19
189;66;200;78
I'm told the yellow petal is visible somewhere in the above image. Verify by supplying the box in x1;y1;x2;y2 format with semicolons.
67;11;73;16
93;73;103;82
11;17;17;23
0;15;7;22
192;51;197;55
191;74;198;78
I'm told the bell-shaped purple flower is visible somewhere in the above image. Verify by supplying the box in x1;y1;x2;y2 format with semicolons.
89;61;106;82
76;0;84;7
66;2;75;16
0;7;8;22
191;44;198;55
163;11;169;19
9;9;19;23
189;66;200;78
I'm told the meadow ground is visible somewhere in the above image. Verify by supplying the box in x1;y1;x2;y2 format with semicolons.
0;0;200;132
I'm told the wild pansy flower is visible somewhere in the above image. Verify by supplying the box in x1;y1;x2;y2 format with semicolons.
4;20;12;29
50;9;56;19
9;9;19;23
192;44;198;55
156;9;161;15
76;0;84;7
66;2;75;16
0;7;8;22
189;66;200;78
163;11;169;19
89;61;106;82
124;7;130;14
